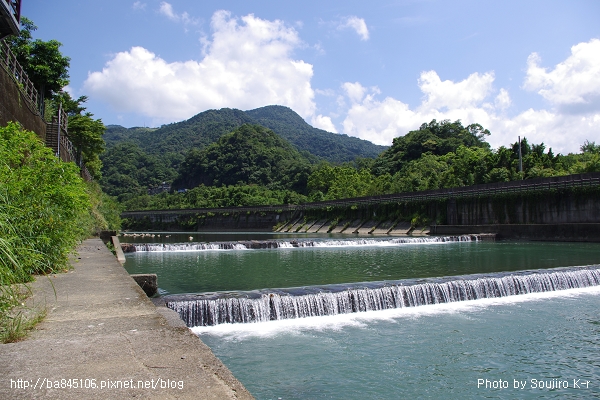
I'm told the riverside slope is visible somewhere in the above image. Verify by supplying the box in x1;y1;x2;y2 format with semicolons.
0;238;253;399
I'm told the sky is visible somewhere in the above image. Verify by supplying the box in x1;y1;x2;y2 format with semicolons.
21;0;600;154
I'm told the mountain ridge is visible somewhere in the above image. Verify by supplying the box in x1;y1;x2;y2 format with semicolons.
104;105;387;163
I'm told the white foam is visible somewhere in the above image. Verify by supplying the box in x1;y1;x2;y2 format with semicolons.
190;286;600;340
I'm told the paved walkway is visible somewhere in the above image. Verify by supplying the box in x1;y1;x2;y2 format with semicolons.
0;238;254;399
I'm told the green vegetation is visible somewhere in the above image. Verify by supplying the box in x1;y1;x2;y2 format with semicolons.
0;123;115;342
100;106;386;200
47;93;106;178
173;124;312;192
304;120;600;201
245;105;386;161
5;17;70;107
116;117;599;211
101;141;179;202
123;184;308;211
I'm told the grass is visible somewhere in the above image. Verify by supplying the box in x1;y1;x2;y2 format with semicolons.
0;123;104;343
0;300;47;343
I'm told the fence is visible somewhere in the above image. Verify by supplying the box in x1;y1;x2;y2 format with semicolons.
0;39;92;181
121;172;600;219
0;39;40;116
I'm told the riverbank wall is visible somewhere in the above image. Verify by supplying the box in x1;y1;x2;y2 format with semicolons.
121;173;600;241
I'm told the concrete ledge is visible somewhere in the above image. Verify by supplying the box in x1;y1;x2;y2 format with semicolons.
131;274;158;297
111;235;126;263
431;223;600;242
0;238;253;399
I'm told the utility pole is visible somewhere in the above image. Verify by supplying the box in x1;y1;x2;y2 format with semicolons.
56;101;62;159
518;136;523;179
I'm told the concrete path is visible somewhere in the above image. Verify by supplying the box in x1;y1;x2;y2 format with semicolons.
0;238;254;399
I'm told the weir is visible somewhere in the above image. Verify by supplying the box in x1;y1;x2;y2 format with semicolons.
127;234;483;253
164;266;600;327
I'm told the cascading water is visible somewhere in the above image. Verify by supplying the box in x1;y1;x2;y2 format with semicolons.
130;235;481;252
165;266;600;327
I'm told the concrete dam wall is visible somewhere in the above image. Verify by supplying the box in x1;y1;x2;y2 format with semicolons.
121;173;600;241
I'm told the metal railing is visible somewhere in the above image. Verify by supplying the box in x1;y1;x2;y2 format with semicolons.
7;0;21;21
46;107;93;182
121;172;600;219
0;39;39;115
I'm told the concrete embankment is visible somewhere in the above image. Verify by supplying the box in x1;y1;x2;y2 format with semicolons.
0;238;253;400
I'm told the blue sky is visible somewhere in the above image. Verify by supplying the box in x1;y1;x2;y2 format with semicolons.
22;0;600;153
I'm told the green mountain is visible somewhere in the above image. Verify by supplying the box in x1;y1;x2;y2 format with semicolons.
101;106;388;201
172;124;312;192
245;106;386;161
104;105;386;163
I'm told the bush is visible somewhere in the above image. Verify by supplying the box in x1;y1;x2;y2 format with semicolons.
0;122;92;277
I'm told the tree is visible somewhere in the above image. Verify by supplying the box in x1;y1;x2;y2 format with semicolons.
67;113;105;178
48;93;105;178
173;124;313;192
373;119;491;175
6;18;70;109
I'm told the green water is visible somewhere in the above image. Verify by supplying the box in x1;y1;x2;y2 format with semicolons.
123;237;600;295
122;235;600;398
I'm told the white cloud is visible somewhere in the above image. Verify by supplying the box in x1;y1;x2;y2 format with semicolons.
342;82;367;104
159;1;179;21
159;2;176;20
494;88;511;110
132;1;146;11
338;16;369;41
311;114;338;133
340;40;600;153
158;1;196;25
342;71;499;147
418;71;494;110
524;39;600;114
85;11;315;123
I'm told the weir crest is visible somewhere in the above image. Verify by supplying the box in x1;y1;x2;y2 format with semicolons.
129;235;483;253
164;265;600;327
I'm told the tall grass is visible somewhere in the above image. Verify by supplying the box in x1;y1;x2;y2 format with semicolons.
0;122;96;341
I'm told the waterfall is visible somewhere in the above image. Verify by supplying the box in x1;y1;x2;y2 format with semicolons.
165;266;600;327
130;235;482;253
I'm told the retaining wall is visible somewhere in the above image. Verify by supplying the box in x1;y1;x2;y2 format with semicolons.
0;61;46;138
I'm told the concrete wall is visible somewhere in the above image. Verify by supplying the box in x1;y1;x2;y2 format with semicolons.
432;223;600;242
123;209;297;232
448;191;600;225
0;64;46;139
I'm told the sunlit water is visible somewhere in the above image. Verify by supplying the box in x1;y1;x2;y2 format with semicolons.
122;234;600;398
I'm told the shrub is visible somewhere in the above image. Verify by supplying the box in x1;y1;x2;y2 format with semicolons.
0;122;91;277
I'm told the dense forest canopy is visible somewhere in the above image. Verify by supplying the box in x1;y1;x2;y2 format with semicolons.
100;105;386;201
107;116;599;211
172;124;312;193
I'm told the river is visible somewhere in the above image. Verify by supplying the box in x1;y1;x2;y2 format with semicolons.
122;233;600;398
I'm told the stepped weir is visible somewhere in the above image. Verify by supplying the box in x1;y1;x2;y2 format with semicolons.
126;234;485;253
164;265;600;327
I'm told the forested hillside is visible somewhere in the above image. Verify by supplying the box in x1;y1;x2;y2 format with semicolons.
172;124;312;192
246;106;386;161
118;119;600;211
101;105;386;201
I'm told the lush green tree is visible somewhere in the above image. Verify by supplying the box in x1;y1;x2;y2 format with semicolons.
122;184;309;211
6;18;70;107
67;113;105;178
390;154;452;193
100;141;178;201
173;124;313;192
373;119;491;175
307;164;376;200
46;93;106;178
